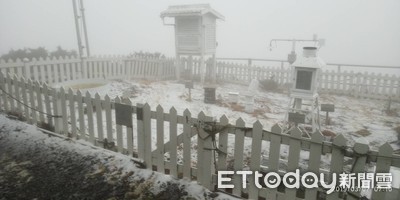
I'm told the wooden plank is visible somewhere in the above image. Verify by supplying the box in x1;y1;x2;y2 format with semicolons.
71;62;77;81
0;73;9;111
104;95;113;143
326;134;346;200
85;91;95;144
371;143;393;199
95;93;104;142
68;88;77;138
28;79;37;124
14;75;22;113
51;88;61;133
156;105;165;173
248;121;263;200
196;111;205;183
42;83;52;125
115;97;123;152
60;87;68;135
136;103;145;159
7;73;15;110
46;64;53;84
21;78;30;122
201;114;215;190
305;131;324;200
35;81;45;123
143;103;152;169
266;124;283;200
124;98;134;156
169;107;178;178
285;127;302;200
347;141;369;200
183;109;192;179
232;118;245;196
76;90;86;140
217;115;229;170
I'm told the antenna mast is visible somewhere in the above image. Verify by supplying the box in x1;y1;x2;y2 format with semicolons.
72;0;90;59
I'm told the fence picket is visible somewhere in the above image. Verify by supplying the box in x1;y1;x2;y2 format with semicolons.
35;81;45;123
285;127;302;200
137;103;145;159
233;118;245;196
217;115;229;171
325;135;345;200
305;131;324;200
59;87;68;135
7;73;15;110
156;105;165;173
28;79;37;124
143;103;152;169
104;95;113;144
124;98;134;156
183;109;192;180
14;75;22;113
248;121;263;199
114;97;124;152
347;142;369;200
21;78;30;121
85;91;95;144
266;124;283;200
0;73;8;111
95;93;104;142
68;88;77;137
169;107;178;177
371;143;393;199
76;90;86;140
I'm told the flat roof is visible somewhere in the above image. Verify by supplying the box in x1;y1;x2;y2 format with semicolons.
160;4;225;20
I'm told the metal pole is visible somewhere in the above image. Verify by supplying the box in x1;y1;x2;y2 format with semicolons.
79;0;90;57
72;0;83;59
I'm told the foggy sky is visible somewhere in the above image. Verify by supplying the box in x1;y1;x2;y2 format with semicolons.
1;0;400;67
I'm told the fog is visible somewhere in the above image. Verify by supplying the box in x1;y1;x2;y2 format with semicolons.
1;0;400;68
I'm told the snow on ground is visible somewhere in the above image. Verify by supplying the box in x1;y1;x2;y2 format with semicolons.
57;78;400;171
0;114;238;199
55;79;400;187
78;78;400;150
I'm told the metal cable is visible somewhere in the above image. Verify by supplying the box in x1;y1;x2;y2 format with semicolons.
0;86;62;118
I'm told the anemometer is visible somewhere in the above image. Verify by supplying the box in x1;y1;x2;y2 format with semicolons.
269;34;325;64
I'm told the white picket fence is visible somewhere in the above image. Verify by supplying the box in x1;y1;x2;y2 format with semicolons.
0;55;400;199
179;57;400;101
0;55;176;85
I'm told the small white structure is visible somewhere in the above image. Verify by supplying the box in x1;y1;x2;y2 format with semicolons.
285;47;326;133
160;4;224;84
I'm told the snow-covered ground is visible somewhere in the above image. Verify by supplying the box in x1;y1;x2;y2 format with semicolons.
0;114;237;199
75;78;400;152
54;79;400;197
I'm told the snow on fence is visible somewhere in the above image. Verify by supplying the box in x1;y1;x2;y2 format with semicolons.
0;72;400;199
180;57;400;101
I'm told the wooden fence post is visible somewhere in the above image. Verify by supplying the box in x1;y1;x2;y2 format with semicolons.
285;127;302;200
371;143;393;199
266;124;283;200
156;105;165;173
169;107;178;178
232;118;246;196
23;58;31;80
52;88;62;134
326;134;347;200
347;141;369;200
305;131;324;200
248;121;263;200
